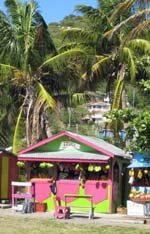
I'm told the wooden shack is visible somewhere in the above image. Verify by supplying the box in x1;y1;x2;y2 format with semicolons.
18;131;131;213
0;149;18;200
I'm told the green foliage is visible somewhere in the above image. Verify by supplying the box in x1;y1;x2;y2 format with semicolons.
126;84;150;110
48;23;62;48
48;15;87;49
48;104;101;138
0;0;150;150
105;108;137;123
140;79;150;92
109;0;135;24
126;111;150;153
12;107;26;154
0;0;58;149
105;108;150;152
99;0;122;14
121;47;136;81
0;81;17;146
40;48;87;70
37;82;55;109
0;0;90;149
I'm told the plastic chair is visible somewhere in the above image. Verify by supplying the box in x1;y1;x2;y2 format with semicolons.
53;196;70;219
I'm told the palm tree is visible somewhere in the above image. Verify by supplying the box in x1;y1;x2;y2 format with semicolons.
60;0;150;140
0;81;16;147
62;0;149;90
0;0;87;153
102;1;150;138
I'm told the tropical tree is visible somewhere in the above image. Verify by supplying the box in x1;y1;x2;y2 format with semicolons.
0;81;16;146
0;0;87;153
0;0;55;151
62;0;150;94
104;108;150;152
127;110;150;153
61;0;150;138
102;1;150;138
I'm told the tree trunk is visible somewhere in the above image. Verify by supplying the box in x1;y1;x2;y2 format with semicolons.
30;98;41;145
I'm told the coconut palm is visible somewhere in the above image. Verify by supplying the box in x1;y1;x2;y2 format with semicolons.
0;81;16;146
62;0;150;91
102;1;150;138
0;0;87;153
60;0;150;141
0;0;57;151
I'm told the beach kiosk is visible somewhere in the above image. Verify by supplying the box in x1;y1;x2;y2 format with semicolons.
18;131;131;213
127;152;150;216
0;149;18;200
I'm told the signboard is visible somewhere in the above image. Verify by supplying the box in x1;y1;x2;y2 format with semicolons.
127;200;145;216
59;141;80;150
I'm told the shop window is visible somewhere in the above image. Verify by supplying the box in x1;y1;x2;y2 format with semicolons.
132;168;150;186
57;163;110;181
30;162;54;179
57;164;80;180
87;169;109;180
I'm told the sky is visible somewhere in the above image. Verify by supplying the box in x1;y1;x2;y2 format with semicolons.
0;0;97;23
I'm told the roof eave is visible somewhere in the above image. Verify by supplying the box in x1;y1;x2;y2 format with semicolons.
18;156;110;164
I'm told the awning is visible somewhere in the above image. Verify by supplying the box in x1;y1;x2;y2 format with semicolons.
128;153;150;168
128;161;150;168
19;150;110;163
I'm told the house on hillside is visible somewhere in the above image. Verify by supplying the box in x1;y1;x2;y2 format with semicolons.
82;101;111;124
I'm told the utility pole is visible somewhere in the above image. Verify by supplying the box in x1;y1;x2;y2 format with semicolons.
132;89;135;108
122;89;126;109
68;107;72;129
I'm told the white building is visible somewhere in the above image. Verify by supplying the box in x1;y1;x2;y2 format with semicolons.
83;101;111;124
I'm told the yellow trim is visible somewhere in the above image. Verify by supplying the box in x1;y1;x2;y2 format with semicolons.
1;156;9;198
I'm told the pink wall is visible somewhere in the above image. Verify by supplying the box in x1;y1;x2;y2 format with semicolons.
85;180;108;204
31;179;52;202
56;179;111;205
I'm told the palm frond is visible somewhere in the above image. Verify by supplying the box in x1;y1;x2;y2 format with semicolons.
92;56;112;75
109;0;136;24
5;0;21;26
0;64;27;86
37;82;55;109
0;63;15;77
62;28;93;43
127;39;150;54
112;67;125;110
104;9;150;40
58;42;85;52
0;15;22;64
75;4;111;30
121;47;136;81
81;55;112;82
125;20;150;41
0;112;11;147
0;1;37;67
75;5;101;20
34;12;57;56
39;48;87;70
23;0;38;64
12;106;25;154
72;93;86;106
